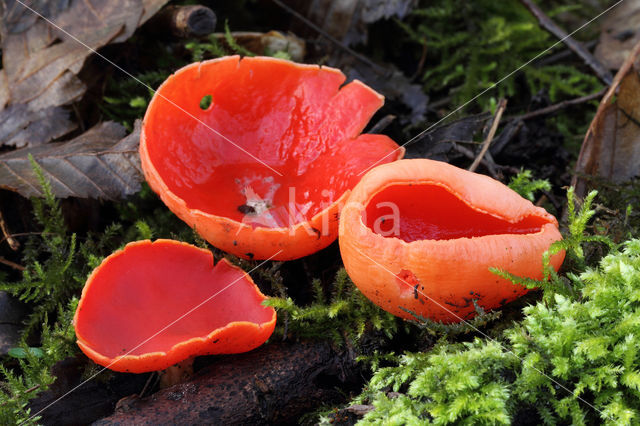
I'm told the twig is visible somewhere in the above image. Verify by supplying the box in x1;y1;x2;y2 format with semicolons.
410;41;428;81
490;120;523;156
0;256;24;271
535;39;598;67
0;232;49;246
504;88;606;122
271;0;390;76
0;209;19;250
453;143;500;179
138;373;157;399
345;404;375;416
0;385;40;407
469;99;507;172
368;114;396;134
521;0;613;85
150;5;217;38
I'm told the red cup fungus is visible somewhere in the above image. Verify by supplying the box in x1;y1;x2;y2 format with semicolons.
140;55;403;261
338;159;565;323
74;239;276;373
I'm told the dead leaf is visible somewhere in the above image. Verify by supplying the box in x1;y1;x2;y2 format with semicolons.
594;0;640;70
0;0;169;148
344;60;428;125
574;41;640;196
288;0;416;46
0;121;143;199
404;113;491;161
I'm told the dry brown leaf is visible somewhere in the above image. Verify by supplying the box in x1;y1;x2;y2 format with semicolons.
0;121;143;199
574;41;640;196
594;0;640;70
289;0;415;46
0;0;169;148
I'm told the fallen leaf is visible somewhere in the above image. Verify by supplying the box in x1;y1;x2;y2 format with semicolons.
0;0;169;148
0;121;143;199
288;0;416;46
404;112;491;161
343;60;428;125
574;41;640;195
594;0;640;70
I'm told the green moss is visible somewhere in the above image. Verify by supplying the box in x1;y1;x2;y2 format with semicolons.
263;268;404;346
399;0;602;112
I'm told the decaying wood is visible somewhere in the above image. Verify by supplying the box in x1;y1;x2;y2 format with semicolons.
95;340;359;425
28;357;150;425
521;0;614;85
149;5;216;38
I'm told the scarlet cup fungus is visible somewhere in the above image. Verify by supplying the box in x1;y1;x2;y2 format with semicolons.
74;239;276;373
339;159;565;323
140;55;403;261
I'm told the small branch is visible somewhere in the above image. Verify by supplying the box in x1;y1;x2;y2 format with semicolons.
368;114;396;134
0;209;18;250
505;88;606;122
150;5;217;38
0;256;25;271
410;41;428;81
521;0;613;85
138;373;157;399
453;143;500;179
271;0;390;76
535;39;598;67
345;404;375;416
469;99;507;172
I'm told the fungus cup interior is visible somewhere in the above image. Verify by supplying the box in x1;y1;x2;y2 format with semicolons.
74;240;276;372
364;183;550;242
143;56;401;229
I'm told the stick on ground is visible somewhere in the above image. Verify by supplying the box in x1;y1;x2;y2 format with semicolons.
521;0;613;85
469;99;507;173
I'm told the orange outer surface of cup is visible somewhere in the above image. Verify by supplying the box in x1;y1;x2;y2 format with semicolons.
338;159;565;323
139;56;404;261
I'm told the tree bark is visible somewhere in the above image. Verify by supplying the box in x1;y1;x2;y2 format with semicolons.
94;340;359;425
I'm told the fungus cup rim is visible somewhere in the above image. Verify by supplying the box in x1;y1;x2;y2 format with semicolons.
139;55;404;260
341;158;559;249
74;239;277;373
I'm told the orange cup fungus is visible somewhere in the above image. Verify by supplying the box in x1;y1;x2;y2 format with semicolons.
140;55;403;261
339;159;565;323
74;239;276;373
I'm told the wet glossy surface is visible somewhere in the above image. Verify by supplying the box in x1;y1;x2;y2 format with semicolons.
145;57;399;227
364;184;549;242
76;241;273;357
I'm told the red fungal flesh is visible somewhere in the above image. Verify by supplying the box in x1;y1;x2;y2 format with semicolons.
74;240;276;372
144;57;397;227
364;184;548;242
